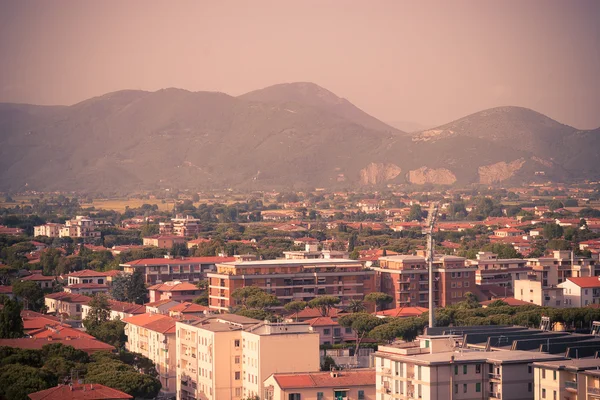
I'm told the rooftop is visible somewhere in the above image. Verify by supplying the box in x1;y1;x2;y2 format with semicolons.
28;383;132;400
148;281;199;292
67;269;108;278
0;337;115;353
272;369;375;389
122;313;177;334
217;258;361;267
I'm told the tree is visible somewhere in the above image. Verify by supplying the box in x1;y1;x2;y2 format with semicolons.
88;320;126;348
456;292;480;309
346;299;366;313
193;279;209;306
407;204;423;222
231;286;265;308
0;299;24;338
284;301;307;322
127;269;148;304
83;293;111;332
246;292;280;310
543;223;564;240
13;281;45;311
320;355;338;371
308;296;341;317
487;300;509;308
365;292;393;313
348;232;358;252
548;200;564;211
85;370;161;399
0;364;57;400
338;313;384;355
110;273;129;302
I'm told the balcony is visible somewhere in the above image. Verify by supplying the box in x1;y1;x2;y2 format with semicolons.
565;381;578;391
490;392;502;399
380;367;392;376
588;387;600;396
489;373;502;381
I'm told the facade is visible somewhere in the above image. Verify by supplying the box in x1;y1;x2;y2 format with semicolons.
145;299;182;315
142;235;187;249
176;315;320;400
81;299;146;321
532;358;600;400
305;316;356;345
33;223;62;238
59;216;101;238
123;313;177;396
375;336;564;400
45;292;91;318
63;283;109;295
21;274;56;289
526;251;598;286
558;277;600;307
159;215;201;237
207;258;375;312
373;255;476;308
470;252;530;290
148;281;202;303
514;279;565;307
121;256;236;285
264;369;376;400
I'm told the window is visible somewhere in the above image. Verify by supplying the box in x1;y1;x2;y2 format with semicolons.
236;388;242;397
324;329;331;335
463;384;467;393
553;391;557;400
475;364;481;374
528;366;532;373
542;369;546;379
317;393;324;400
417;384;422;398
463;365;467;374
417;365;421;380
464;272;470;277
476;383;481;393
334;328;341;337
358;390;365;400
454;384;458;394
553;370;557;380
234;340;240;348
288;394;301;400
454;365;458;375
235;356;240;364
528;382;532;392
464;281;470;287
235;372;240;380
542;388;546;398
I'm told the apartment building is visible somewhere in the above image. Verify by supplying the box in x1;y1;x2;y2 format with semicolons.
121;256;236;284
532;358;600;400
142;235;187;249
283;243;349;260
45;292;91;318
21;274;56;289
33;223;62;238
559;277;600;307
469;252;530;289
375;336;564;400
159;215;201;237
207;258;375;312
263;369;376;400
81;299;146;321
59;216;101;239
176;315;320;400
514;278;565;307
148;281;202;303
123;313;177;396
372;255;476;309
526;251;598;286
305;316;357;345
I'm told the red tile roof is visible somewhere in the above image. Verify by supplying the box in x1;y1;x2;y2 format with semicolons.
45;292;92;303
272;369;375;389
106;300;146;314
28;324;95;340
168;302;209;313
67;269;108;277
28;383;132;400
144;299;181;308
0;337;115;353
122;313;177;334
66;283;109;289
0;285;12;294
374;306;428;318
22;274;55;281
565;277;600;288
148;282;199;292
295;307;343;320
305;316;338;327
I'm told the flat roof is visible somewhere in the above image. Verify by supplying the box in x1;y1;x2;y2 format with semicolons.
376;349;565;366
217;258;361;267
533;358;600;371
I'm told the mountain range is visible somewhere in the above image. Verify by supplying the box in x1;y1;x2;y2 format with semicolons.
0;82;598;193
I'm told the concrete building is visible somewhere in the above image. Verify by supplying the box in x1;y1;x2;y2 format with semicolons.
532;358;600;400
33;223;62;238
375;335;564;400
121;256;236;285
176;315;320;400
148;281;202;303
142;235;187;249
44;292;91;318
372;255;476;308
559;277;600;307
159;215;201;237
514;278;565;307
263;369;376;400
283;243;349;260
469;252;530;290
526;251;598;286
207;258;375;312
59;216;101;239
123;313;177;396
304;316;357;346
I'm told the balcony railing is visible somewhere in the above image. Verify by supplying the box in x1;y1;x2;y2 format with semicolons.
588;387;600;395
490;392;501;399
489;373;502;380
565;381;578;390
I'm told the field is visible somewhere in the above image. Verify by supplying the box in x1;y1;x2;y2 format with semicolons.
80;199;177;212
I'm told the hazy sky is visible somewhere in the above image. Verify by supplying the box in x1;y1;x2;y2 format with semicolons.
0;0;599;129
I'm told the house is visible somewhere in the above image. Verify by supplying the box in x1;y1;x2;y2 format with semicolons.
64;283;109;296
66;269;108;286
59;216;101;238
264;369;376;400
0;285;13;299
33;223;62;238
513;279;565;307
144;299;182;315
45;292;91;318
558;277;600;307
493;228;526;238
148;281;202;303
0;337;114;354
81;299;146;321
21;274;56;289
26;323;95;340
168;302;210;318
28;383;132;400
123;313;177;396
305;316;357;345
159;214;201;237
142;235;187;249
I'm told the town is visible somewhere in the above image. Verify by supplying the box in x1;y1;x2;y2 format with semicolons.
1;184;600;400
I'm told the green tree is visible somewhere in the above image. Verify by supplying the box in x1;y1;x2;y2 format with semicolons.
231;286;265;308
346;299;366;313
85;370;161;399
320;355;338;371
193;279;209;306
543;223;564;240
0;299;24;338
127;269;148;304
83;293;111;332
308;296;341;317
486;299;509;308
88;320;126;348
0;364;57;400
13;281;45;311
338;313;384;355
407;204;423;222
365;292;393;313
284;301;307;322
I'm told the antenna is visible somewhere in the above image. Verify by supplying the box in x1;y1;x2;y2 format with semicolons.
422;202;439;328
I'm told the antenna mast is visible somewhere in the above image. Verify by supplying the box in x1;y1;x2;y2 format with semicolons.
423;202;439;328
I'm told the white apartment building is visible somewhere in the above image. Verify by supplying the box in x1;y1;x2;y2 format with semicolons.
533;358;600;400
558;277;600;307
176;315;320;400
514;279;566;307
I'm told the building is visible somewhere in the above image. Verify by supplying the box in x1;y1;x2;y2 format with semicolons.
145;299;182;315
207;258;375;312
526;250;598;286
373;255;476;308
21;274;56;289
514;278;565;307
532;358;600;400
469;252;530;290
176;315;320;400
558;277;600;307
168;302;210;318
142;235;187;249
33;223;62;238
375;334;565;400
123;313;177;396
66;269;108;286
0;337;114;354
493;228;526;237
121;256;236;285
81;299;146;321
28;383;132;400
283;243;349;260
45;292;91;318
148;281;202;303
263;369;376;400
159;215;201;237
64;283;109;296
59;216;101;239
305;316;357;345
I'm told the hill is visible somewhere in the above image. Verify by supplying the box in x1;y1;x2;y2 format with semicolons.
0;85;598;192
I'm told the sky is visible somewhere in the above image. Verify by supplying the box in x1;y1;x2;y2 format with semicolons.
0;0;599;129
